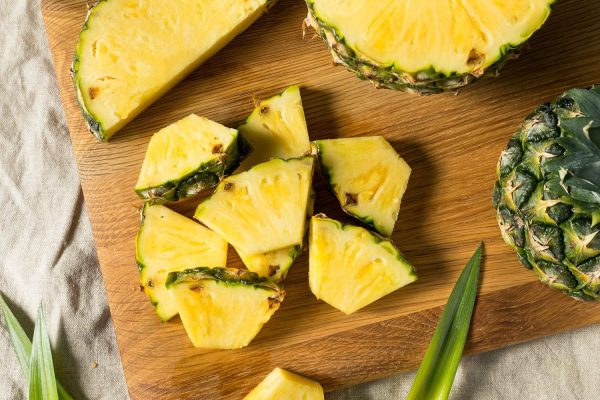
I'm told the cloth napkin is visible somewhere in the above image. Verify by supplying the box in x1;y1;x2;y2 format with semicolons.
1;1;598;399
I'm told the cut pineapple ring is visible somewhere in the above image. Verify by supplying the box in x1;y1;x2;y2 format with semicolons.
309;215;417;314
136;204;228;321
135;114;243;203
244;368;324;400
166;268;284;349
315;136;411;236
195;157;314;254
307;0;555;77
238;86;311;170
74;0;274;141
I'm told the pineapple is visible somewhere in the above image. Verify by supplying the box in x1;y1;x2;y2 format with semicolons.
309;215;417;314
73;0;276;141
244;368;324;400
238;86;311;170
236;189;315;281
166;267;284;349
136;204;228;321
315;136;411;236
305;0;555;94
194;157;315;254
493;86;600;300
135;114;245;203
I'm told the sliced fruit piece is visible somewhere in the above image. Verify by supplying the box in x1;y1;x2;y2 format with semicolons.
136;204;228;321
238;86;311;170
315;136;411;236
309;215;417;314
244;367;324;400
236;189;315;281
73;0;276;141
166;267;284;349
195;157;314;254
305;0;555;93
135;114;244;203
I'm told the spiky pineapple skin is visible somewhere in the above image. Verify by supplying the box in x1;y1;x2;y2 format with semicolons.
304;7;519;95
493;87;600;301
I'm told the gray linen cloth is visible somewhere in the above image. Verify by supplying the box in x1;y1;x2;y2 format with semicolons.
1;1;599;399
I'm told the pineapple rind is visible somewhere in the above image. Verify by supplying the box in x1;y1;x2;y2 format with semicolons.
309;215;417;314
244;367;324;400
494;86;600;300
305;0;555;94
166;267;284;349
136;204;228;321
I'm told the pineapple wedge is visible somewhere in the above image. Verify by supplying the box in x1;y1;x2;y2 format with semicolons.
238;86;311;170
309;215;417;314
166;268;284;349
136;204;228;321
195;157;314;254
244;368;324;400
315;136;411;236
135;115;245;203
235;189;315;281
73;0;276;141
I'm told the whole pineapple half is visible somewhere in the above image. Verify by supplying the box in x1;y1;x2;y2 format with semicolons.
305;0;555;94
493;86;600;300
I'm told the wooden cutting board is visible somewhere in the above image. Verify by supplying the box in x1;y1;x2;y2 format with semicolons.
41;1;600;398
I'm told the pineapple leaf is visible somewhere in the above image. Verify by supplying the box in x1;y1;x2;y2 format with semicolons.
407;243;482;400
565;88;600;123
29;305;58;400
0;294;72;400
546;110;600;205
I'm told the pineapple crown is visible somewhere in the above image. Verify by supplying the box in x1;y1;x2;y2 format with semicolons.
544;87;600;206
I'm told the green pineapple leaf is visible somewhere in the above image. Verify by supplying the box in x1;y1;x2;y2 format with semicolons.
29;305;58;400
0;294;72;400
545;96;600;205
407;243;482;400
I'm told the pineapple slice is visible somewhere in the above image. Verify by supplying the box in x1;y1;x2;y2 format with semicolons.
235;190;315;281
315;136;411;236
309;215;417;314
166;267;284;349
195;157;314;254
136;204;228;321
244;368;324;400
238;86;311;170
73;0;276;141
135;115;244;203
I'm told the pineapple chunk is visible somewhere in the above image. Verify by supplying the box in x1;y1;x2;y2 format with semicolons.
244;368;324;400
135;115;244;203
238;86;311;170
309;215;417;314
73;0;276;141
195;157;314;254
236;245;302;282
236;189;315;281
136;204;228;321
166;268;284;349
315;136;411;236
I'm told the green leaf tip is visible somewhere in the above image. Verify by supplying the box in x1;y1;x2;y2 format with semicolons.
407;242;483;400
29;304;58;400
0;293;73;400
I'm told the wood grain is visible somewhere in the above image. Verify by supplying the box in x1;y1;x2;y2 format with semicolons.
41;1;600;398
